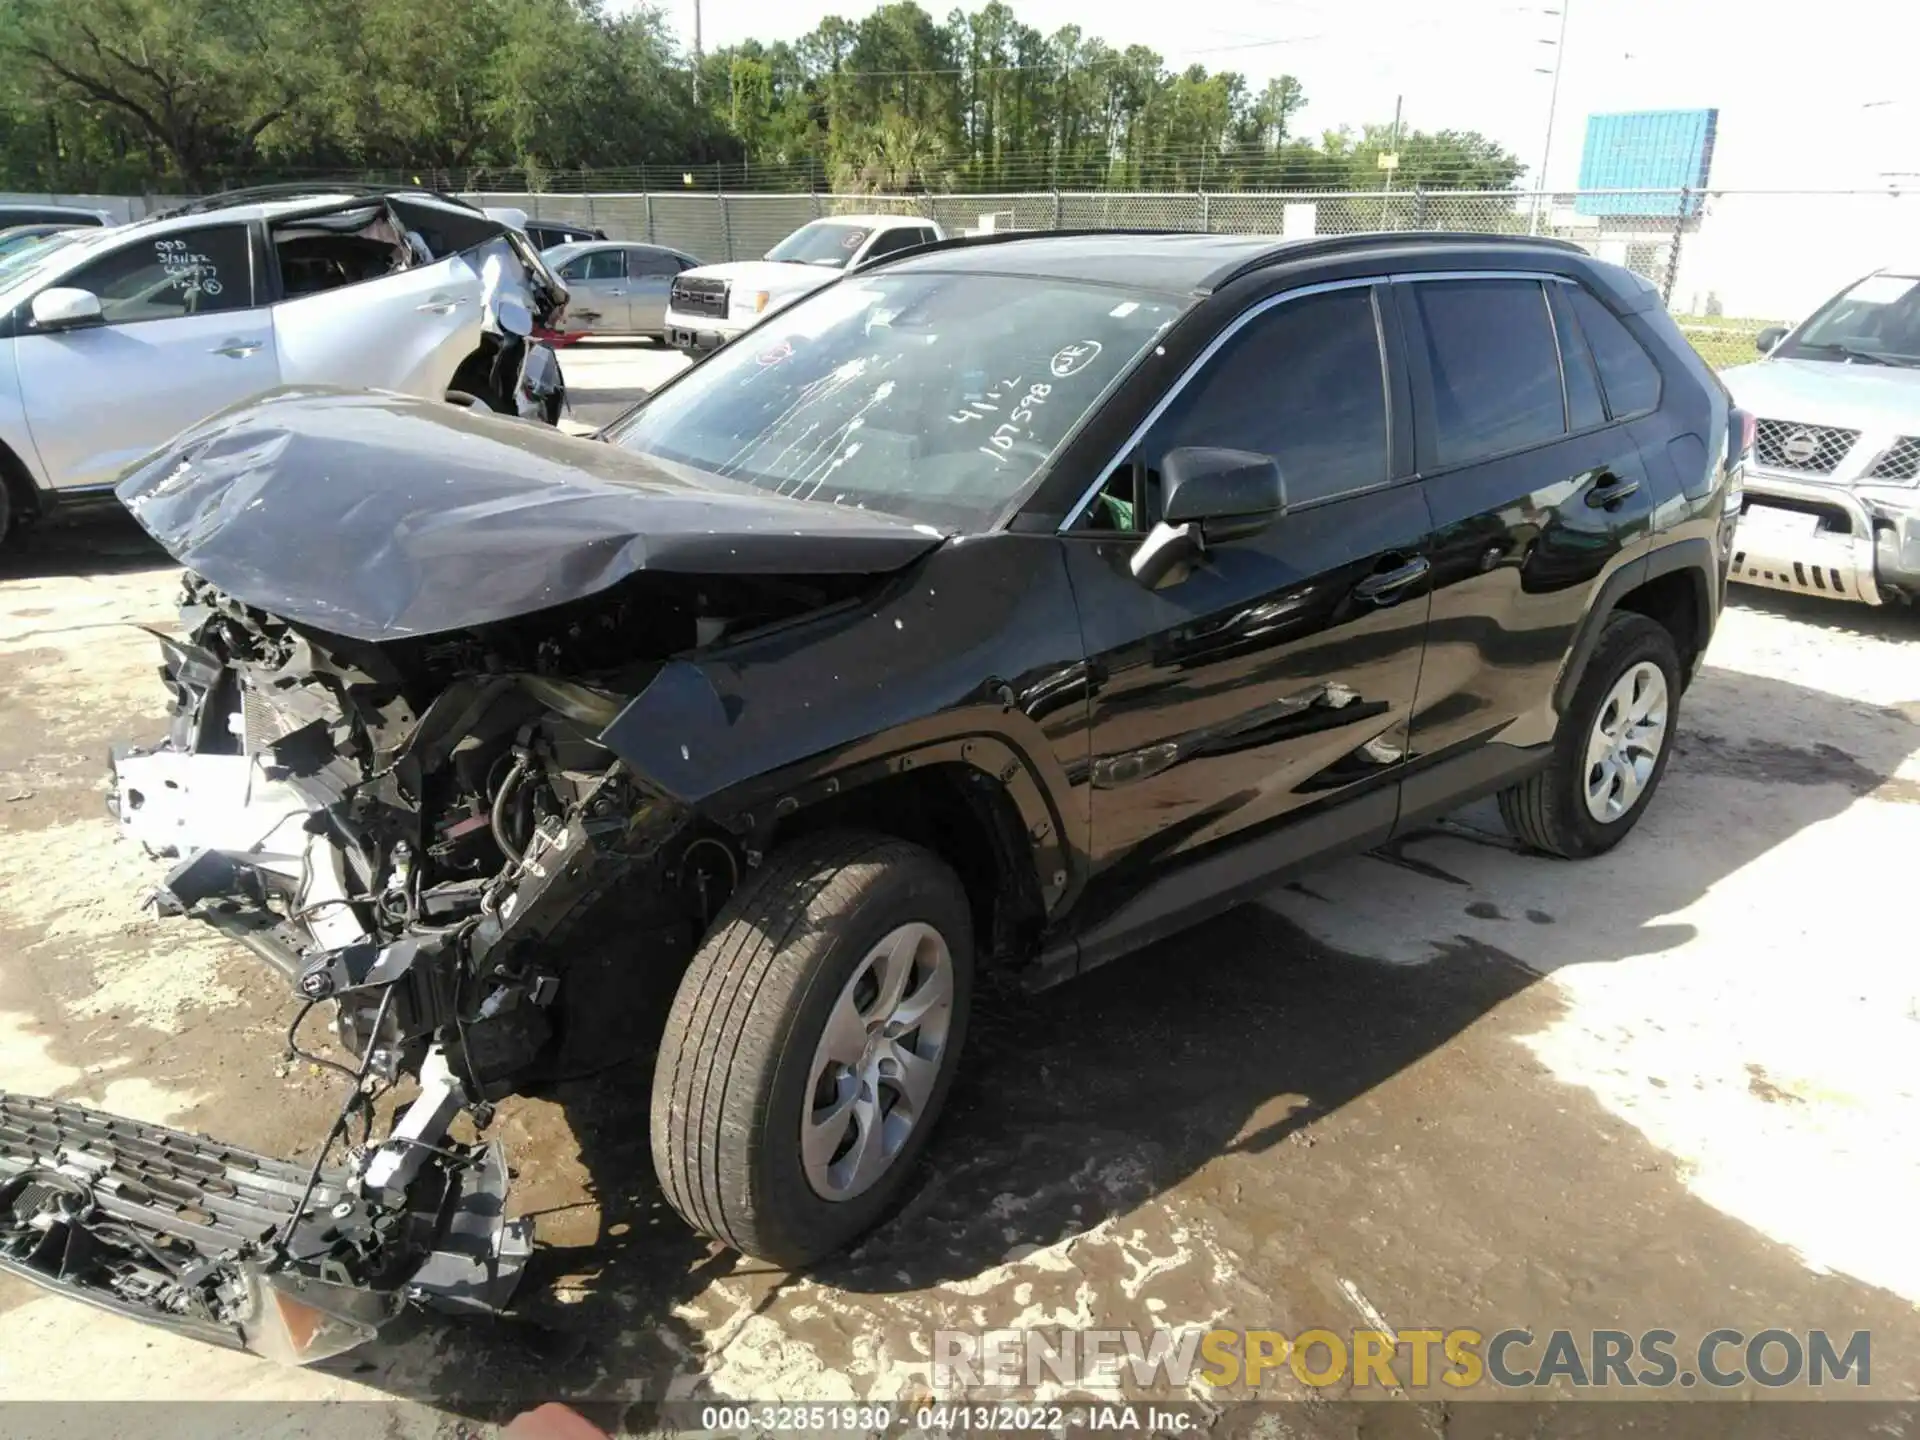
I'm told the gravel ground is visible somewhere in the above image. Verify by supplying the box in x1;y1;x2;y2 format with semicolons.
0;354;1915;1432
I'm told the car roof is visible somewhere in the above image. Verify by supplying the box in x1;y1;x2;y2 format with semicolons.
0;204;107;224
544;240;689;260
879;229;1594;296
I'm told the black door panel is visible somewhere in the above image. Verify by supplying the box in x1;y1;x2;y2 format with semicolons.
1394;274;1656;776
1057;279;1435;946
1065;479;1431;926
1412;434;1651;762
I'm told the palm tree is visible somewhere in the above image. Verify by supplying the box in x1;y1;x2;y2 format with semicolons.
831;109;946;193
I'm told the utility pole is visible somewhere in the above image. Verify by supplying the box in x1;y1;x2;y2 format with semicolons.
692;0;704;103
1530;1;1570;235
1380;94;1402;227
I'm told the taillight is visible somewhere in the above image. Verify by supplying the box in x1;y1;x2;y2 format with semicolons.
1731;407;1756;465
1723;406;1753;516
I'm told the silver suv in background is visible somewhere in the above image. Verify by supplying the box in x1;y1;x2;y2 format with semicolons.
1722;268;1920;605
0;185;569;545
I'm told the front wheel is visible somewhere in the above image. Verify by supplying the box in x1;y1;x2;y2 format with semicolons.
1499;611;1682;858
650;831;973;1266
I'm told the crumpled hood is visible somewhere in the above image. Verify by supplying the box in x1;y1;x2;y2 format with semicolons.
114;387;945;642
679;259;840;299
1723;357;1920;431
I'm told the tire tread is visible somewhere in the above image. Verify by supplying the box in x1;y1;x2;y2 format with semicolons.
1499;610;1679;859
651;830;944;1259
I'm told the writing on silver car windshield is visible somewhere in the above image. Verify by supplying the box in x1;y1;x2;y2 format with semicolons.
609;273;1180;530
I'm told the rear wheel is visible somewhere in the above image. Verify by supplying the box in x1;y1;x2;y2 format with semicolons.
650;831;973;1266
1499;612;1681;857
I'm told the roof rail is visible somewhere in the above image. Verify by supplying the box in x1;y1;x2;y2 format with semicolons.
1205;228;1591;289
153;182;483;222
853;224;1590;287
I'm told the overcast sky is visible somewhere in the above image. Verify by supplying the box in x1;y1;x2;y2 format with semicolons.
646;0;1913;190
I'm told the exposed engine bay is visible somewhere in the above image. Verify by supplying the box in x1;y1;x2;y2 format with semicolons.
6;568;850;1358
0;388;950;1358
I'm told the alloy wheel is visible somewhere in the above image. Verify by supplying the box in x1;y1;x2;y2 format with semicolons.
801;921;956;1202
1583;660;1669;823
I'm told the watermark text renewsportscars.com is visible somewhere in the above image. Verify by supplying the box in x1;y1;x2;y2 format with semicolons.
933;1327;1872;1391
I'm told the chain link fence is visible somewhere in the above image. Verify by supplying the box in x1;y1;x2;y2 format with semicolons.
471;184;1919;366
16;182;1911;368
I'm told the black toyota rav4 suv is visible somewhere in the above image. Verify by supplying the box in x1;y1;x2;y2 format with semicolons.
5;231;1745;1358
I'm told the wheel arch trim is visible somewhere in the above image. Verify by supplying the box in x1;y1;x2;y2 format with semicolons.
621;704;1080;919
1553;537;1714;716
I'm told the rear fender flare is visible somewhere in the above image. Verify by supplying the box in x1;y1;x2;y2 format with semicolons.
1553;537;1714;714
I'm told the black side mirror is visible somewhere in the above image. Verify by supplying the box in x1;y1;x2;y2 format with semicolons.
1130;447;1287;588
1755;325;1788;354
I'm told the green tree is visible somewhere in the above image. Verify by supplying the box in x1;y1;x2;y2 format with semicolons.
4;0;334;188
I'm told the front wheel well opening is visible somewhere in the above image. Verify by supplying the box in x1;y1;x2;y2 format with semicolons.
1615;569;1706;682
764;764;1046;970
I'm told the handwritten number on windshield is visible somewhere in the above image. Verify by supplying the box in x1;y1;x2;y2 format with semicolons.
977;382;1052;465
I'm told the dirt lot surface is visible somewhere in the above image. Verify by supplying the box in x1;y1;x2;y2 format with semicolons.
1;357;1916;1434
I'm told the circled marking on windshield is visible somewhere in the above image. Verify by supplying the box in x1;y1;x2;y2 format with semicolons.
757;341;793;366
1051;341;1103;378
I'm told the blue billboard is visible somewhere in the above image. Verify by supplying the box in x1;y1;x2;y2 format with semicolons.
1575;109;1718;217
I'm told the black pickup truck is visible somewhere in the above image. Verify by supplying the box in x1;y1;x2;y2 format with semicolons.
2;230;1746;1360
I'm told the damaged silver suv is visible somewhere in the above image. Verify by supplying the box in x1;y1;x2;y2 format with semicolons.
1;230;1737;1361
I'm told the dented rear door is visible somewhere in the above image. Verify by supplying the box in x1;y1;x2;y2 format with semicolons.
270;250;486;399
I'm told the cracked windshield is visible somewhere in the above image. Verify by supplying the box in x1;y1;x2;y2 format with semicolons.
610;271;1181;529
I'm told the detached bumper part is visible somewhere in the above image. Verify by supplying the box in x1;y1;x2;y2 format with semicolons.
0;1091;531;1361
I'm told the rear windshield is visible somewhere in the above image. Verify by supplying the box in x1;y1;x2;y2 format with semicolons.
607;271;1184;531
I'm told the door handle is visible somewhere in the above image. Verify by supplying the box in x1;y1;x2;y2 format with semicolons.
606;288;625;296
417;293;468;315
210;339;262;358
1585;474;1642;508
1354;555;1431;603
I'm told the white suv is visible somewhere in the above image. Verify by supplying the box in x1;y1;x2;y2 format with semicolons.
664;214;945;354
0;186;567;544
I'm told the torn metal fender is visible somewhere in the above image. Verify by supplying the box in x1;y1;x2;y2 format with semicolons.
599;533;1095;913
112;389;945;641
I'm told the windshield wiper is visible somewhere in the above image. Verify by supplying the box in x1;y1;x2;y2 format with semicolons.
1794;341;1915;367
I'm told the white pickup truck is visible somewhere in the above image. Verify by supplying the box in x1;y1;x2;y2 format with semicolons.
664;213;945;354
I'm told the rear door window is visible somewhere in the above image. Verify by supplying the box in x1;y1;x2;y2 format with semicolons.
1567;286;1662;419
1547;284;1608;431
57;224;254;323
629;249;681;277
1410;278;1566;468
